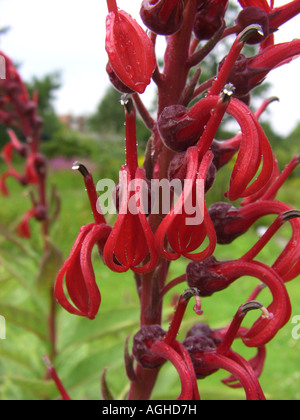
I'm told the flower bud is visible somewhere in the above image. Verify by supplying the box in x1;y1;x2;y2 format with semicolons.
236;7;269;44
217;54;255;98
208;202;244;244
140;0;184;35
158;105;199;152
183;334;217;379
106;62;135;94
186;256;227;297
193;0;228;41
132;325;167;369
168;149;216;192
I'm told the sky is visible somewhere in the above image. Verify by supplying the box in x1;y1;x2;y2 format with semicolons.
0;0;299;135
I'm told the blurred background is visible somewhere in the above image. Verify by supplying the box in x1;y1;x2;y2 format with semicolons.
0;0;300;400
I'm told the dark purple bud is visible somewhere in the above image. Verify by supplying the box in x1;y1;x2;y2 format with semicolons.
168;151;187;182
236;7;270;45
158;105;199;152
32;116;44;131
208;202;244;244
205;161;216;193
186;256;227;297
34;205;47;221
23;101;37;116
185;322;213;339
183;334;217;379
132;325;167;369
34;153;47;176
106;62;135;94
140;0;184;35
217;54;265;98
211;140;238;170
193;0;228;41
168;151;216;192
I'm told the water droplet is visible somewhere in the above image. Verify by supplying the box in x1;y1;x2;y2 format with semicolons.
125;65;135;79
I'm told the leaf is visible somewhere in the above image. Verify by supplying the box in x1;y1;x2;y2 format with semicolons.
9;376;58;399
0;256;46;314
36;237;64;300
58;305;141;350
0;303;47;341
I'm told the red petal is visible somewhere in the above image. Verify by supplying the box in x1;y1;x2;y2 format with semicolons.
105;10;156;93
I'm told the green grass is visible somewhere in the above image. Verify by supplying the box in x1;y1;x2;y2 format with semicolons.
0;160;300;400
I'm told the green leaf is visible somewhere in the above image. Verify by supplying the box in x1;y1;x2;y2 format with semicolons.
0;303;47;341
0;257;46;314
36;237;64;301
58;305;141;350
9;376;58;399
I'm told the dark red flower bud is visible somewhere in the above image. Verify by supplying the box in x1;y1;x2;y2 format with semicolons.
168;151;216;193
208;202;244;244
158;104;211;152
218;39;300;98
106;62;135;94
218;54;260;98
186;256;227;297
185;322;214;340
193;0;228;41
183;334;218;379
132;325;167;369
210;138;240;170
158;105;198;152
236;7;269;44
140;0;184;35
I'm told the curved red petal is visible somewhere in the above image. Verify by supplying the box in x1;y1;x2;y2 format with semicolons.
106;10;156;93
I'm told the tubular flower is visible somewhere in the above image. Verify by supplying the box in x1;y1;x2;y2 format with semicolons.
219;39;300;99
105;0;156;94
54;165;112;320
131;289;202;400
186;258;291;348
155;149;217;261
183;301;267;400
159;94;275;201
103;98;158;273
140;0;184;36
208;200;300;281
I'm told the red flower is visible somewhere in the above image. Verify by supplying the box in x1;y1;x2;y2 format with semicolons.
131;289;202;400
183;301;267;400
155;148;217;261
54;165;112;319
159;93;275;201
105;0;156;93
103;98;158;273
186;258;291;348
